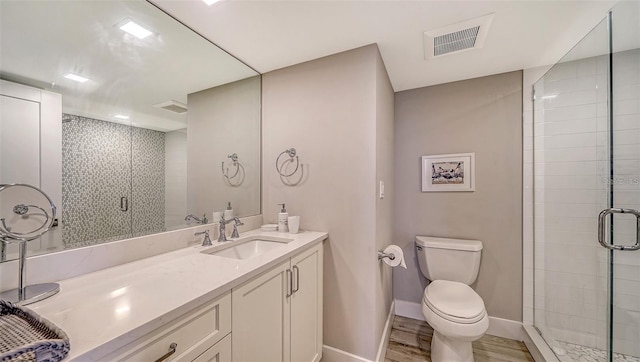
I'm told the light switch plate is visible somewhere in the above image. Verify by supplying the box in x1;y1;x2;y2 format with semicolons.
379;181;385;199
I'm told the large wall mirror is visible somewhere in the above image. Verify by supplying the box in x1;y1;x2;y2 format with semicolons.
0;0;261;262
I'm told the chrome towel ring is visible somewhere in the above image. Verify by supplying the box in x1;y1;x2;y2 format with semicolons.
222;153;245;186
276;148;300;177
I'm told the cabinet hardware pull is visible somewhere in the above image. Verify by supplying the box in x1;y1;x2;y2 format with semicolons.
155;342;177;362
286;269;292;297
293;265;300;293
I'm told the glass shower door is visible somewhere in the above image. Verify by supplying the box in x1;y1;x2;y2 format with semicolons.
532;14;611;362
604;2;640;360
533;1;640;360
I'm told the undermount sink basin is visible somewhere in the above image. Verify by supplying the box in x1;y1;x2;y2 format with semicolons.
201;235;293;260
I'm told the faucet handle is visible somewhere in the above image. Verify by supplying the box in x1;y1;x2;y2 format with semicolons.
195;230;212;246
218;220;228;243
229;218;243;239
230;218;244;239
231;225;240;238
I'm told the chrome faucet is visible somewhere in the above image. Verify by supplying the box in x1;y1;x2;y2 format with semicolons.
218;216;244;242
185;213;208;224
195;230;212;246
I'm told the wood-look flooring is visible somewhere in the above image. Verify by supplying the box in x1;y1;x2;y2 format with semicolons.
385;316;534;362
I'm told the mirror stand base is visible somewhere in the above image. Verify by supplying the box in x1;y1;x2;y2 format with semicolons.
0;283;60;306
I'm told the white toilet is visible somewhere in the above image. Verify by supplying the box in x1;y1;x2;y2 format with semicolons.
415;236;489;362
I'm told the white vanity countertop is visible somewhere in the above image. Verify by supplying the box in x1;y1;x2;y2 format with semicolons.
28;229;327;361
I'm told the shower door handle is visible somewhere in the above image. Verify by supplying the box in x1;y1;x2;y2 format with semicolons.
598;208;640;251
120;197;129;212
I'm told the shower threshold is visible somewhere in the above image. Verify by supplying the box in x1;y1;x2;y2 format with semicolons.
555;341;639;362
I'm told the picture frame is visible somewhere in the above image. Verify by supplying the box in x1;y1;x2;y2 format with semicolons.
421;153;475;192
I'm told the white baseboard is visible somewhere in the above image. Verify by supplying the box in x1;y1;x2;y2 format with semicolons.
322;345;372;362
394;299;425;321
322;301;395;362
375;301;395;362
394;299;525;341
487;316;525;341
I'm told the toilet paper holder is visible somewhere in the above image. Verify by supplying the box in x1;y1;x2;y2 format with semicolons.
378;251;396;261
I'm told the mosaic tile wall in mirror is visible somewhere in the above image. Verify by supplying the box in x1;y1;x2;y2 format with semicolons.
0;0;261;262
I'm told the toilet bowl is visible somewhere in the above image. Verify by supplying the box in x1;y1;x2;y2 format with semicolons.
415;236;488;362
422;280;489;361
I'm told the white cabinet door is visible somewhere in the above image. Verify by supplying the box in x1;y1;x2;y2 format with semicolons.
232;260;291;362
290;244;323;362
193;333;231;362
231;243;324;362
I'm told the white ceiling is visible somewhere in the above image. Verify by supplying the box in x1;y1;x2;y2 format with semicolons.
152;0;620;92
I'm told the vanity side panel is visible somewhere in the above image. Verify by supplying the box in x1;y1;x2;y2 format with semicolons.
291;242;323;362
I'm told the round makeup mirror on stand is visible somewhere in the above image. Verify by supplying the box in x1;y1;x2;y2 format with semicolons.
0;183;58;305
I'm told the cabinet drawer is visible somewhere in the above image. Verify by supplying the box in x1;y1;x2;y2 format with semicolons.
101;291;231;362
193;333;231;362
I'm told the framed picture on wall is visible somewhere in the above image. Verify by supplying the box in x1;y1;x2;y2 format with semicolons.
421;153;475;192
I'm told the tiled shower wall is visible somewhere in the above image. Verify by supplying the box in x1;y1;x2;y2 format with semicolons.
132;127;166;236
532;49;640;357
62;114;165;247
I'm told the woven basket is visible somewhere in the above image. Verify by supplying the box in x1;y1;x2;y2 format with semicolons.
0;300;70;362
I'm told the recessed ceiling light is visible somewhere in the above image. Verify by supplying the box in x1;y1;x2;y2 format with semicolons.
202;0;221;5
119;20;153;39
113;114;130;120
64;73;89;83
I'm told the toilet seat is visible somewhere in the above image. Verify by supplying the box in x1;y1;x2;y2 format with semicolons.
423;280;486;324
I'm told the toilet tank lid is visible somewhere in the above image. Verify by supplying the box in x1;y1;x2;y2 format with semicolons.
416;236;483;251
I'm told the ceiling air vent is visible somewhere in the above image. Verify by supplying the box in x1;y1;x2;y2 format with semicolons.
434;26;480;56
424;13;494;59
153;100;187;114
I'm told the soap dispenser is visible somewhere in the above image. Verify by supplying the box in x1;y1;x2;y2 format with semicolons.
277;203;289;232
224;202;234;220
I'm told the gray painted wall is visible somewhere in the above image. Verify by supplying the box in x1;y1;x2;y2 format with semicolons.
374;51;395;347
262;44;394;360
164;130;187;230
393;71;524;322
187;76;261;220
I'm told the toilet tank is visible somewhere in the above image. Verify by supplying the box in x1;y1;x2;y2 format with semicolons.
415;236;483;285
